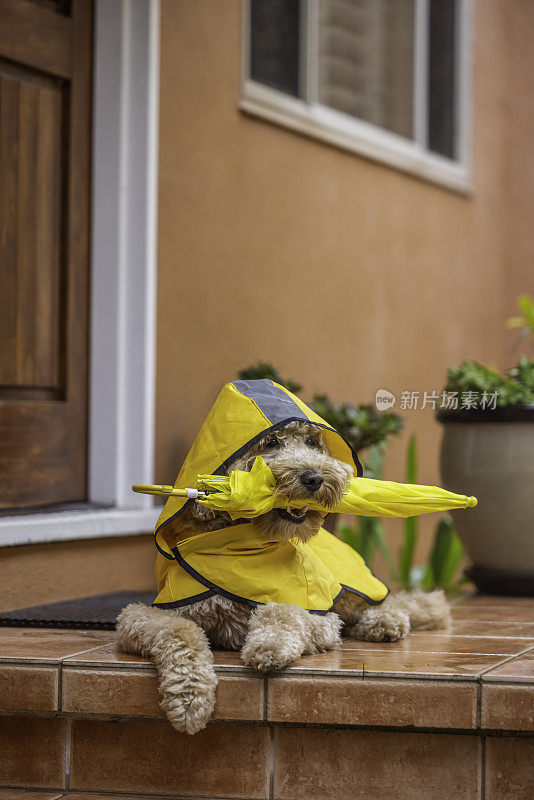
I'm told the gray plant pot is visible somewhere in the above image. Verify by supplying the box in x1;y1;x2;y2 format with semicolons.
438;407;534;595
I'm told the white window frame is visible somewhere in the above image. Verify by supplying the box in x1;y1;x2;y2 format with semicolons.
240;0;473;193
0;0;161;547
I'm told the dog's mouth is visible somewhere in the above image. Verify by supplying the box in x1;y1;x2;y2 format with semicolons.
276;506;309;524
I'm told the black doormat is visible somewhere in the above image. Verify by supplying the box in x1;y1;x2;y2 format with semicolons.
0;590;155;630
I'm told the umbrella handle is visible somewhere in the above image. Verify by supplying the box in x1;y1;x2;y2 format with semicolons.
132;484;210;499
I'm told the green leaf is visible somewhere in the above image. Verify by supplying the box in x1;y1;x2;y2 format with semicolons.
405;433;417;483
428;517;465;589
364;444;385;479
357;517;379;564
442;359;534;408
506;316;527;330
421;564;435;591
371;523;397;581
518;294;534;328
337;523;361;554
398;435;418;589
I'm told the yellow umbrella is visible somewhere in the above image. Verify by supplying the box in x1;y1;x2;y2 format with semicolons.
133;455;477;520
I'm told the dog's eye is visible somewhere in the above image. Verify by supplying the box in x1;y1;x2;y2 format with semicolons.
306;437;319;448
266;438;279;448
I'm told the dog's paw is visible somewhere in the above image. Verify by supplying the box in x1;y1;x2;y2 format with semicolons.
241;637;296;671
346;608;410;643
241;602;313;670
306;611;342;653
159;664;217;734
161;684;215;734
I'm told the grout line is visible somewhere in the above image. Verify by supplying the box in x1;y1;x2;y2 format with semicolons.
269;724;275;800
477;644;534;678
476;678;482;729
42;792;267;800
257;668;481;682
263;675;269;721
390;636;534;642
480;734;486;800
57;660;63;712
64;717;72;790
4;710;533;737
0;790;67;798
60;642;117;661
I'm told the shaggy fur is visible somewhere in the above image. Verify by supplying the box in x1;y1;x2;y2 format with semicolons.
117;421;451;733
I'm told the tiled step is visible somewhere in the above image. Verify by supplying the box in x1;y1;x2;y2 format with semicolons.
0;596;533;799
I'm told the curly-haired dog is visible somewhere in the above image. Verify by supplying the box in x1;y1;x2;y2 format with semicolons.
118;419;450;734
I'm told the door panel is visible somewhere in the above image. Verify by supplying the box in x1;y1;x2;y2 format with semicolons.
0;64;64;395
0;0;92;508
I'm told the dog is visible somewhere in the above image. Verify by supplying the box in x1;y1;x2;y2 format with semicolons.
117;420;450;734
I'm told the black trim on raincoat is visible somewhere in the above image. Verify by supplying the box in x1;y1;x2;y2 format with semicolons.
152;589;216;609
163;544;388;613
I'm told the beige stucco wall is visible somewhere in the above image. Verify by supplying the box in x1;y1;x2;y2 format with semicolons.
156;0;531;477
0;536;155;613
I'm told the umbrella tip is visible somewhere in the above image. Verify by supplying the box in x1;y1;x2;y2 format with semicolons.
467;496;478;508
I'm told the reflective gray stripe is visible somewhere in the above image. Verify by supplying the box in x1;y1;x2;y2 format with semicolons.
233;379;308;425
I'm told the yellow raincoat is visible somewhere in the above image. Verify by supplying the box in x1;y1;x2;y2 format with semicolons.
153;379;389;612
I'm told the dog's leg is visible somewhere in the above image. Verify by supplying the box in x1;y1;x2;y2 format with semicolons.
116;603;217;734
384;589;451;631
343;589;451;642
345;600;410;642
241;603;341;670
306;611;343;653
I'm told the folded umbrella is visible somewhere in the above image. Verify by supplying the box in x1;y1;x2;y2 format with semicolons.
133;455;477;520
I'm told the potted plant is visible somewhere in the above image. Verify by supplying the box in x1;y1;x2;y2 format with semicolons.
437;295;534;594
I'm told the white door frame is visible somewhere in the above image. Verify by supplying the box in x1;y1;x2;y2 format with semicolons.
0;0;160;546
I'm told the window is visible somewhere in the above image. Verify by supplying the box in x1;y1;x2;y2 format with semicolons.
241;0;471;191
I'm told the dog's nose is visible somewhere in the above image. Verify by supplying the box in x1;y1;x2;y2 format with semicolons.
299;471;324;491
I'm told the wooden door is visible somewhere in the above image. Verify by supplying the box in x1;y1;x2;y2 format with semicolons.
0;0;92;508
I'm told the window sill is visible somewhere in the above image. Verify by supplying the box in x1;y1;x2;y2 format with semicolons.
240;80;472;195
0;505;159;547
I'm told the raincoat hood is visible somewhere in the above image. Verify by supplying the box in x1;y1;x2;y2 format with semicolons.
155;379;362;551
153;379;388;613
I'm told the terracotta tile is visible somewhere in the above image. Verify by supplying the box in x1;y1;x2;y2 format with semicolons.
69;718;270;797
66;641;252;675
342;633;532;656
0;793;65;800
0;664;58;711
61;668;162;717
0;716;66;788
273;727;480;800
212;649;250;670
0;628;113;663
268;675;476;728
485;736;534;800
64;641;153;668
286;647;508;678
449;620;534;638
452;606;534;622
61;668;263;721
215;674;264;720
459;595;534;608
482;653;534;682
63;795;182;800
481;684;534;731
62;796;179;800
